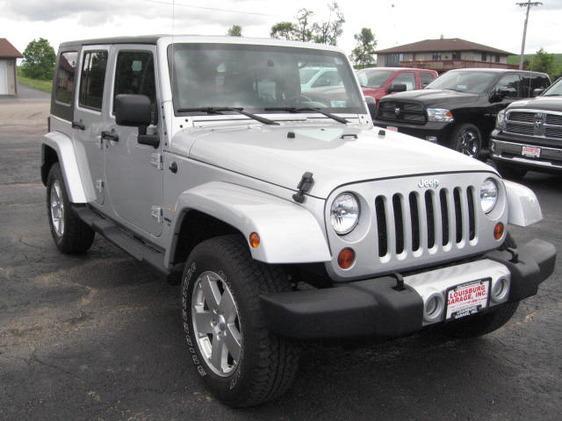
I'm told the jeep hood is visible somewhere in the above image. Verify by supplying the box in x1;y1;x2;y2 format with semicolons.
179;124;494;199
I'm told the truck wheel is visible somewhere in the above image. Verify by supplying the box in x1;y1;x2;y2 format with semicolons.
496;162;527;180
46;163;95;254
442;302;519;338
450;123;482;159
181;235;300;407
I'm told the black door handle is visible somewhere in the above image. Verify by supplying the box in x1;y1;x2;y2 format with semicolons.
72;121;85;130
101;130;119;142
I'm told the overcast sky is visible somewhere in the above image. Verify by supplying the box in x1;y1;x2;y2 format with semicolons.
1;0;562;57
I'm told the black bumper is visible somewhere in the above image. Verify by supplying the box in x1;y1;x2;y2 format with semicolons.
491;132;562;172
372;120;454;145
261;240;556;339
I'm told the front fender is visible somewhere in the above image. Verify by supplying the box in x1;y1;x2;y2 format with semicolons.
504;180;543;227
171;182;331;264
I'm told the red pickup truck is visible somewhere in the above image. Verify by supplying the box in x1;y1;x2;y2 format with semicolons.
357;67;438;101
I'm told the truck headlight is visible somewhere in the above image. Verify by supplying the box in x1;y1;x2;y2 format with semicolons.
496;109;506;130
427;108;454;122
330;193;360;235
480;178;498;214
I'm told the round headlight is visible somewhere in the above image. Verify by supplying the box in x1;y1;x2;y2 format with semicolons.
480;178;498;214
330;193;360;235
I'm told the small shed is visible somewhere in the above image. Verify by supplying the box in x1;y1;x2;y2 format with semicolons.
0;38;23;95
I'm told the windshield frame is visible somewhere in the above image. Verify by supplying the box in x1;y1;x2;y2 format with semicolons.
167;43;367;117
425;70;500;94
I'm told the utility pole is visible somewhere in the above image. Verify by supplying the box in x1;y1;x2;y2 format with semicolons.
516;0;542;70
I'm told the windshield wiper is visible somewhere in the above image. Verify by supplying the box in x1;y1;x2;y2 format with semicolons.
176;107;279;125
264;107;348;124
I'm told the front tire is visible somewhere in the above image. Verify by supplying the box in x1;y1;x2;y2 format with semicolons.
46;163;95;254
181;235;300;407
450;123;482;159
442;302;519;338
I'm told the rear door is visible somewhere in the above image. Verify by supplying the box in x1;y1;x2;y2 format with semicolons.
103;45;163;237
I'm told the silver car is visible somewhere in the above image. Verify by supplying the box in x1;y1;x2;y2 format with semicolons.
41;35;555;407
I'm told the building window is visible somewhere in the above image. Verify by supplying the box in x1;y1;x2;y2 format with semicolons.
481;52;488;62
495;55;500;63
432;52;441;61
452;51;461;60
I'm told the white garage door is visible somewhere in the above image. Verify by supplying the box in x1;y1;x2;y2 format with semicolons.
0;60;8;95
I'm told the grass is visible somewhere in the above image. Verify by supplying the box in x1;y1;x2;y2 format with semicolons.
16;68;52;93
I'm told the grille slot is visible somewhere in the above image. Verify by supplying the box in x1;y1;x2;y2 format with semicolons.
545;127;562;139
374;186;477;258
506;122;534;136
508;111;535;123
546;114;562;125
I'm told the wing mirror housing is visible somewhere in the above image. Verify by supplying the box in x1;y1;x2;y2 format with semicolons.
388;83;407;94
364;96;377;118
532;88;544;97
489;89;509;103
114;94;160;148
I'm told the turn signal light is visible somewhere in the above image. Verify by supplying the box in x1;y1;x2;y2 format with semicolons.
494;222;504;240
338;248;355;269
249;232;261;248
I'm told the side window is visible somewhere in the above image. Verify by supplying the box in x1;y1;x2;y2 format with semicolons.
79;50;108;111
421;72;435;88
495;74;522;98
54;52;78;105
113;51;156;114
393;72;416;90
532;76;550;92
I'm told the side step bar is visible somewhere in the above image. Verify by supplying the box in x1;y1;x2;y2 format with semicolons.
73;205;169;274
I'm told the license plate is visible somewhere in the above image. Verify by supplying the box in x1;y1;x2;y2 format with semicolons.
445;279;491;320
522;145;541;158
386;126;398;132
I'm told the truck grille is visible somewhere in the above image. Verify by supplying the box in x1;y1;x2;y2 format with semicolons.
505;110;562;139
378;101;426;124
374;187;476;258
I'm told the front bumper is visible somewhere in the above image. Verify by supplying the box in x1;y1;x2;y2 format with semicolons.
261;239;556;339
372;120;454;145
491;133;562;172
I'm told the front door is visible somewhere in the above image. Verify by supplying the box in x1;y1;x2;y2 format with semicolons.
103;45;163;237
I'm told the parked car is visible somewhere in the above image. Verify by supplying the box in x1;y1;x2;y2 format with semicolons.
357;67;438;103
373;68;551;158
300;66;342;92
491;77;562;179
42;36;555;407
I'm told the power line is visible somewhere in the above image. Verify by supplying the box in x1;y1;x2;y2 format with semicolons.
141;0;276;17
516;0;542;70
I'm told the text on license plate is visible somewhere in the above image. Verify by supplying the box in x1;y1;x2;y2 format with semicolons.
445;279;490;320
386;126;398;132
522;145;541;158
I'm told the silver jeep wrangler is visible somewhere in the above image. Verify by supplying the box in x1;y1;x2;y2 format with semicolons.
42;35;556;407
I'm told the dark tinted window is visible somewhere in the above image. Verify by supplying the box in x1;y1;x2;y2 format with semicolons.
495;74;522;98
79;51;108;111
113;51;156;113
421;72;436;87
520;74;550;97
54;52;78;105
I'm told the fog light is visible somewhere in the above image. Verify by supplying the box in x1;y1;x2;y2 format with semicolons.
494;222;504;240
426;136;438;143
492;277;510;302
249;232;261;248
424;293;444;322
337;248;355;269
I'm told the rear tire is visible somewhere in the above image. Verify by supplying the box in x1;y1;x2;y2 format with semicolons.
181;235;300;407
442;302;519;339
450;123;482;159
496;162;527;180
46;163;95;254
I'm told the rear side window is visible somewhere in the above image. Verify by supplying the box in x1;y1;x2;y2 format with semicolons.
54;52;78;105
520;75;550;97
393;72;416;90
495;74;522;98
113;51;156;113
421;72;435;88
79;50;108;111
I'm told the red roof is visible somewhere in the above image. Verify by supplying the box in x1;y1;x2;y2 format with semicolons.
375;38;513;56
0;38;23;59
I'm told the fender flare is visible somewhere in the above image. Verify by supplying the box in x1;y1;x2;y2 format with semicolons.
169;182;332;264
504;180;543;227
42;132;94;203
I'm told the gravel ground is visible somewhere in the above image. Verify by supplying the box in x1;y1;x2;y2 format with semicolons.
0;95;560;420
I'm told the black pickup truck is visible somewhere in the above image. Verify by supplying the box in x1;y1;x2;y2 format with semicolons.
373;68;550;159
491;77;562;179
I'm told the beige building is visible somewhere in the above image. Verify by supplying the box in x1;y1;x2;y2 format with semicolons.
0;38;23;95
376;38;515;73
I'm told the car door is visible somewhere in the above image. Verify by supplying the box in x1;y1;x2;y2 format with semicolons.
485;73;523;135
73;46;110;206
103;45;163;237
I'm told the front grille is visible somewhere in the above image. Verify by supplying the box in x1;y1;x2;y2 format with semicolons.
506;121;535;136
374;187;477;258
378;101;426;125
508;111;535;123
545;126;562;139
506;110;562;139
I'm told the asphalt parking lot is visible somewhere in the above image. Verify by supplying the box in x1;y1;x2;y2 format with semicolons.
0;93;561;420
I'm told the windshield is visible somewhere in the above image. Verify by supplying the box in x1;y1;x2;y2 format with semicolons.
426;71;497;94
356;69;393;88
543;78;562;96
168;43;365;114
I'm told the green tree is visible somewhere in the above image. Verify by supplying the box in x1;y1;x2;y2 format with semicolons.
531;48;555;76
294;9;314;42
227;25;242;37
21;38;56;80
271;22;299;40
312;2;345;45
350;28;377;67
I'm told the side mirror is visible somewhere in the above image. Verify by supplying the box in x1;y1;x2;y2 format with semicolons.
532;88;544;97
489;89;507;103
115;94;159;148
364;96;377;118
388;83;407;94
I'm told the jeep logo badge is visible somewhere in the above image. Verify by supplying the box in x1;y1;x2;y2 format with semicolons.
418;178;440;189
